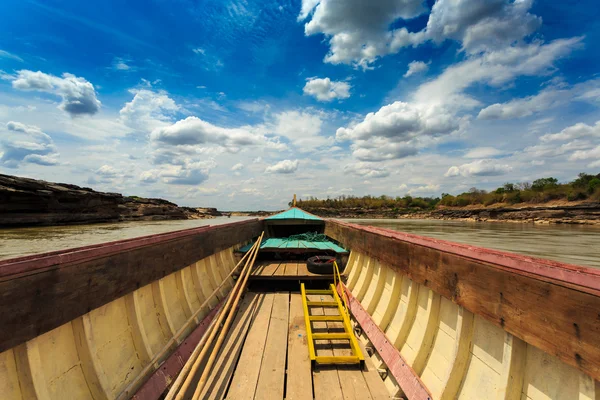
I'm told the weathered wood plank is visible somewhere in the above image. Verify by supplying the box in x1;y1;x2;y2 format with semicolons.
273;262;287;277
0;219;262;353
311;294;344;400
286;293;313;400
226;293;274;400
297;262;309;276
324;304;372;400
260;262;280;276
255;292;290;399
284;262;299;276
357;340;392;400
326;220;600;382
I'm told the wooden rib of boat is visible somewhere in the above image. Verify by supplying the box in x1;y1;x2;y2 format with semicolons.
1;208;599;400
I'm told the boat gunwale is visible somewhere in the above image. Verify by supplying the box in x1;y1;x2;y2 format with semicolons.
330;219;600;295
0;219;259;280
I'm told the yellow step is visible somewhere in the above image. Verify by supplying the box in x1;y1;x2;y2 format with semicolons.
304;289;333;295
315;355;361;365
308;315;343;322
306;301;338;307
312;333;350;340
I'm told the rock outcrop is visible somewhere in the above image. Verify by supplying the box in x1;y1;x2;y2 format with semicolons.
0;174;208;227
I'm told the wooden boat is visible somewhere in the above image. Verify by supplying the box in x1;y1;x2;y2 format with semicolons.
1;206;599;400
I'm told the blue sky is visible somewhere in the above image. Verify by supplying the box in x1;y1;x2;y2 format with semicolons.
1;0;599;210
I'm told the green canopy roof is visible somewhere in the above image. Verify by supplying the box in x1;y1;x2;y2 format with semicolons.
265;207;322;221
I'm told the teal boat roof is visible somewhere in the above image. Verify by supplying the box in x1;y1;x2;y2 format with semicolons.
265;207;322;221
239;238;347;254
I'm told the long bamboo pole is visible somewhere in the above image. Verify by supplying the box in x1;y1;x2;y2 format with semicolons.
174;232;264;400
191;231;263;399
162;306;222;400
117;241;258;400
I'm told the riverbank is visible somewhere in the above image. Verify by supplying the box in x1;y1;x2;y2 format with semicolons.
0;174;222;227
301;201;600;225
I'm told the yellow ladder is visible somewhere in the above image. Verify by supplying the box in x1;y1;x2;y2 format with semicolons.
300;281;364;366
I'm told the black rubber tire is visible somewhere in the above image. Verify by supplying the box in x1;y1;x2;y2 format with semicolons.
307;255;344;275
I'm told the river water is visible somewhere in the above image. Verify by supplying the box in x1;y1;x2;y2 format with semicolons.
1;217;599;268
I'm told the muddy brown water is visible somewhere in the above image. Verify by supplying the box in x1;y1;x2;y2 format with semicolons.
0;217;599;268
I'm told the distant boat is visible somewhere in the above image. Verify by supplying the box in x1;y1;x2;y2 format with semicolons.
0;204;598;399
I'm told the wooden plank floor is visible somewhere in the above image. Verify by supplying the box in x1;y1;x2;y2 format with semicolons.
250;261;345;280
201;291;390;400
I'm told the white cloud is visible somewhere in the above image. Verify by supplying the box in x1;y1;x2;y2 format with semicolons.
404;60;429;77
336;101;463;161
151;116;265;150
10;70;101;117
408;183;440;195
569;145;600;162
464;147;504;158
1;121;59;167
192;48;206;55
97;165;118;177
344;163;390;178
0;49;23;62
413;37;583;108
445;159;512;177
119;89;179;132
299;0;542;68
265;159;299;174
299;0;426;68
424;0;541;54
540;121;600;142
303;77;351;101
111;57;134;71
231;163;244;171
270;110;330;150
478;79;600;120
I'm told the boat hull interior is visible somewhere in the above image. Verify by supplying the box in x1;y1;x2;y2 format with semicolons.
1;216;599;400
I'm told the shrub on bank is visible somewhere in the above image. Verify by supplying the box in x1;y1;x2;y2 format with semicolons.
294;172;600;211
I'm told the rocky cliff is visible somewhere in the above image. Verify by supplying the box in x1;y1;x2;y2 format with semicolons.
0;174;212;227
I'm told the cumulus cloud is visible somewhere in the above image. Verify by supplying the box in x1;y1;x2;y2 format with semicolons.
569;145;600;162
303;77;351;101
1;121;60;167
336;101;462;161
231;163;244;171
119;89;179;131
299;0;541;68
299;0;426;68
344;163;390;178
404;60;429;77
445;159;512;177
540;121;600;142
10;70;101;116
151;116;263;149
270;110;331;150
139;160;216;185
408;184;440;195
424;0;541;54
265;159;299;174
463;147;504;158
